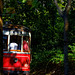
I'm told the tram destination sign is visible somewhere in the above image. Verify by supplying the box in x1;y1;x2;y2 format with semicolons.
3;30;29;36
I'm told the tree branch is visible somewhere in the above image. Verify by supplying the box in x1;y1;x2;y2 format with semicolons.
65;0;71;14
54;0;63;17
0;0;3;13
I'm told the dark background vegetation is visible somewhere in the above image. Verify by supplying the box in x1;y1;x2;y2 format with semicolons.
0;0;75;75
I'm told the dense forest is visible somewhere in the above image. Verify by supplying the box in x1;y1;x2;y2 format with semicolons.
0;0;75;75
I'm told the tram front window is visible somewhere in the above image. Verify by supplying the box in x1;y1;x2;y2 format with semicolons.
10;35;21;52
3;35;8;51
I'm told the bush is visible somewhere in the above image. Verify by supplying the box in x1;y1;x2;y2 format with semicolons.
68;43;75;61
31;48;64;69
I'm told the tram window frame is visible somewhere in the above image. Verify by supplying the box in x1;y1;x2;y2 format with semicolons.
3;35;8;51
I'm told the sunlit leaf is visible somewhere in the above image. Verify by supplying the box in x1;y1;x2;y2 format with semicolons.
22;0;27;3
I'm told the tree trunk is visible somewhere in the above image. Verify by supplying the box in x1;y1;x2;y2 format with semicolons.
54;0;71;75
63;13;69;75
0;0;3;74
0;17;3;74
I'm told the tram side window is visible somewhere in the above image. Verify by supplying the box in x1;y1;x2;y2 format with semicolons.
10;35;21;51
3;35;8;51
23;36;29;52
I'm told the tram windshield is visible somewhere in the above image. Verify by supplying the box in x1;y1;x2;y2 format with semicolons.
3;35;30;52
9;35;29;52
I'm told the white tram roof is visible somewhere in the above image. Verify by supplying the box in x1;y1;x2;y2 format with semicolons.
3;24;31;36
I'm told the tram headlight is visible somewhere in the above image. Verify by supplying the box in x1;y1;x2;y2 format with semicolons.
24;64;28;67
24;59;29;67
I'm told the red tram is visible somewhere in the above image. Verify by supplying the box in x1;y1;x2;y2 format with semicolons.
3;24;31;74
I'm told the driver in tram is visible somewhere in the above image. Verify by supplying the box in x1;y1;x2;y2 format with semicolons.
9;42;18;50
9;39;18;51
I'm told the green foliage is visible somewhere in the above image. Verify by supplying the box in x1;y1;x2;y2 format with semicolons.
22;0;27;3
31;0;38;8
68;7;75;43
68;43;75;61
31;48;64;69
3;0;75;71
50;48;64;64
